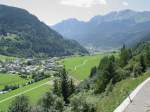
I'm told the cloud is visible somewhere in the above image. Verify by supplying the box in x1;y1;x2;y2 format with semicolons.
122;1;129;6
60;0;107;8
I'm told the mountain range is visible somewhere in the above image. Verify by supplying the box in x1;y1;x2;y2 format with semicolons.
0;5;88;57
52;10;150;51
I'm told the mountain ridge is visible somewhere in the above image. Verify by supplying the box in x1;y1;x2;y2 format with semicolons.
0;5;88;57
52;9;150;51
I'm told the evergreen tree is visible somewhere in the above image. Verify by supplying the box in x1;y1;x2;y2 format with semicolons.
119;45;132;67
133;63;142;77
145;50;150;66
8;95;31;112
40;92;64;112
53;79;61;96
69;79;75;95
139;54;146;72
60;68;70;104
89;66;97;78
53;69;75;103
96;55;117;93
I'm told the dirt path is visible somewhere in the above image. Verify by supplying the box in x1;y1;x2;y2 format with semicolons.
74;60;87;71
124;79;150;112
0;80;53;104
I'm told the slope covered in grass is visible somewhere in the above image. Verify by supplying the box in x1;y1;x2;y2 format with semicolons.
62;54;105;80
62;53;118;80
0;78;51;111
96;70;150;112
0;73;29;90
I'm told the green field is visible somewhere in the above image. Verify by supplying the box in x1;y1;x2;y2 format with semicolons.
62;53;109;80
62;55;102;80
0;78;51;111
0;73;29;90
0;55;16;62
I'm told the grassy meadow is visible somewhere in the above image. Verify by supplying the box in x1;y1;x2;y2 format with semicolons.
0;73;30;90
0;55;16;62
0;78;51;111
62;53;118;80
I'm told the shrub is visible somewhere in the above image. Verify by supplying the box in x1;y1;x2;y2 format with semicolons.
8;95;31;112
70;94;96;112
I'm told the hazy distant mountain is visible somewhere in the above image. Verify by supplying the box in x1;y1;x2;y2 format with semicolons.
0;5;88;57
52;10;150;51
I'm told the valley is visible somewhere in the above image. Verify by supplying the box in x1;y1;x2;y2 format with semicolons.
0;2;150;112
0;52;116;111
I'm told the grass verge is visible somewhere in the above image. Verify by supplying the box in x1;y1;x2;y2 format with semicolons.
96;70;150;112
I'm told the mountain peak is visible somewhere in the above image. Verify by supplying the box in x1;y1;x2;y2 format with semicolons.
118;9;136;13
53;9;150;51
62;18;79;23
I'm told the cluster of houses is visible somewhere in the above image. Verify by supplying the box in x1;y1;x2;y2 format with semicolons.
0;57;63;75
0;57;64;94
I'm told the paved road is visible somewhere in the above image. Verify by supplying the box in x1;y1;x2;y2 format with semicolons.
124;79;150;112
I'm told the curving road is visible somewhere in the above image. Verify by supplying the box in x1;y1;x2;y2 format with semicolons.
124;79;150;112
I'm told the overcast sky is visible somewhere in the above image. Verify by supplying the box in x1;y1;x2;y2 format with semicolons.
0;0;150;25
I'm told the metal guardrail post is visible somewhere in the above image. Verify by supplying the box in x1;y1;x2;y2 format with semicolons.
127;92;132;103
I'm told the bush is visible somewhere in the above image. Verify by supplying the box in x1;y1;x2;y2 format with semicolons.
70;94;96;112
39;92;64;112
3;85;19;91
133;63;142;77
8;95;31;112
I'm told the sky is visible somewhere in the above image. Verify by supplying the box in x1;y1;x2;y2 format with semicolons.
0;0;150;25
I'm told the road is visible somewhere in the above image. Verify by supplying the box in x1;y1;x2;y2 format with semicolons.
0;80;52;104
124;79;150;112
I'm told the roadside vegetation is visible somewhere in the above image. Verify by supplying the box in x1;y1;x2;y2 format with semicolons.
97;70;150;111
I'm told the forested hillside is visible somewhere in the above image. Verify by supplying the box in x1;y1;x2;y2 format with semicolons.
0;5;88;57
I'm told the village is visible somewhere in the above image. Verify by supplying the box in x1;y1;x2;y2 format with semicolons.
0;57;63;75
0;57;64;93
